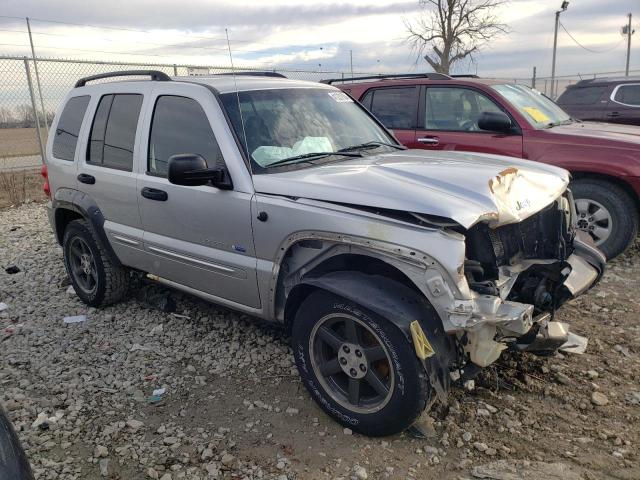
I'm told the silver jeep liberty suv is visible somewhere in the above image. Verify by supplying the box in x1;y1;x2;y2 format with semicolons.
44;70;605;436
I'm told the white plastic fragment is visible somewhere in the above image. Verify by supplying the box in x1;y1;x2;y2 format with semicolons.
152;388;166;397
63;315;87;324
0;302;8;312
559;332;588;355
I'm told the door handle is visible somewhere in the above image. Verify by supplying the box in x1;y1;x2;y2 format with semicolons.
417;137;439;145
607;112;621;117
141;187;168;201
77;173;95;184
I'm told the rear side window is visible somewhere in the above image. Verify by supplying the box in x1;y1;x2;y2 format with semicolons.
52;95;90;161
148;95;224;177
613;84;640;106
367;87;417;129
558;86;606;105
87;94;143;171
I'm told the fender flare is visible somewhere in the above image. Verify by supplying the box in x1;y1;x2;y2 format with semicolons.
290;270;456;402
52;188;122;267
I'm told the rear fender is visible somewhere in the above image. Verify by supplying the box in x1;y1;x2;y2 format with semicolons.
293;270;457;402
52;188;122;267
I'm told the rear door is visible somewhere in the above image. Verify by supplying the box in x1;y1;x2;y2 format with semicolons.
607;83;640;125
137;82;260;308
359;86;419;147
415;85;523;157
77;85;149;271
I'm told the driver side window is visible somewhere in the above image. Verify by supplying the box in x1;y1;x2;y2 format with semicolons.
424;87;503;131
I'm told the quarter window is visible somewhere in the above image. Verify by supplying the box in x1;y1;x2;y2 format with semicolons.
148;96;224;177
52;95;90;161
613;84;640;106
424;87;503;131
87;94;143;171
367;87;417;129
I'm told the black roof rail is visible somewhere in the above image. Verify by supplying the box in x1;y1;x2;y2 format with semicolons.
215;71;287;78
320;72;451;85
450;74;480;78
573;75;640;86
74;70;171;88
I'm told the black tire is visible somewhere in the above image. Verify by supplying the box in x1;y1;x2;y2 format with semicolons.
62;219;128;307
291;290;432;436
571;179;638;260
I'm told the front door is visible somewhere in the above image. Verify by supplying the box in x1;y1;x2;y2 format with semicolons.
414;86;523;158
137;83;260;308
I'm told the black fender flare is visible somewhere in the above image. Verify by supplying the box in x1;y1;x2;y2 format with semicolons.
52;188;122;267
290;270;456;402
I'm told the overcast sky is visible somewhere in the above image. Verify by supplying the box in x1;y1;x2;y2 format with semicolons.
0;0;638;78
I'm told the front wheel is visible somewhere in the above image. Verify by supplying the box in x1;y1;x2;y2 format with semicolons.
291;290;432;436
571;179;638;260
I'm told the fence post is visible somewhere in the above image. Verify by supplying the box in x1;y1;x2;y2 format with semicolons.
26;18;48;129
532;66;537;89
24;56;45;164
173;64;178;76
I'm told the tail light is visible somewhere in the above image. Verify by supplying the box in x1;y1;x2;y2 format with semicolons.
41;164;51;199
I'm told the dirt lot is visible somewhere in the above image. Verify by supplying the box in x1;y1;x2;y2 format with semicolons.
1;204;638;480
0;127;44;157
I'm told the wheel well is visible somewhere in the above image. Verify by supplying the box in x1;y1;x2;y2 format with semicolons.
283;253;422;332
571;172;640;208
54;208;83;245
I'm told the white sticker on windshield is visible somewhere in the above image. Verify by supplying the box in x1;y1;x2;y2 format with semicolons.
328;91;353;103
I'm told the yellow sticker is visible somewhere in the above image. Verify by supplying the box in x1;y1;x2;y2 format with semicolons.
410;320;435;360
523;107;550;123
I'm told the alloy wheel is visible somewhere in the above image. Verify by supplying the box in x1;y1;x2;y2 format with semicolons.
575;198;613;246
309;313;394;414
68;237;98;294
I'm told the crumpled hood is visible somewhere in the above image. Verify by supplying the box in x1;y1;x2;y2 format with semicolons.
253;150;569;229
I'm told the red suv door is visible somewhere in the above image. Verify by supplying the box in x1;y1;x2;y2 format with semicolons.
360;86;420;148
413;85;523;157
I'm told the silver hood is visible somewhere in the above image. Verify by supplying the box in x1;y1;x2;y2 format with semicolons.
252;150;570;229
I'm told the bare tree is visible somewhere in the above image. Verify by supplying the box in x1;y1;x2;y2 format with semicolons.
406;0;508;74
0;107;15;128
15;104;36;128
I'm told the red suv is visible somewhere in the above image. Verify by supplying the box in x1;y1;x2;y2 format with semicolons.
329;73;640;259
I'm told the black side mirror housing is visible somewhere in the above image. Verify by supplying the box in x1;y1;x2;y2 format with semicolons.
168;154;233;190
477;111;513;133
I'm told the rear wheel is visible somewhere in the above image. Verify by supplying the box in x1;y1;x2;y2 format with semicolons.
571;179;638;260
291;290;432;436
63;219;129;307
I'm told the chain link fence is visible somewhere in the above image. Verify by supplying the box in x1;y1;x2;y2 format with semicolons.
0;55;378;175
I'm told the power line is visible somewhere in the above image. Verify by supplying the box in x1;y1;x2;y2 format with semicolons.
559;22;625;54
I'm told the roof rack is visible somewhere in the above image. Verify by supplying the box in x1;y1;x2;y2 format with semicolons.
450;74;480;78
574;75;640;86
215;71;286;78
321;72;451;85
74;70;171;88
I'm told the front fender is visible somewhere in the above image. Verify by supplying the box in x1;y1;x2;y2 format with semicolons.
292;271;457;402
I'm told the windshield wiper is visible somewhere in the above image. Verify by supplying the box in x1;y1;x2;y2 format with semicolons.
545;119;574;128
338;141;406;152
264;151;363;168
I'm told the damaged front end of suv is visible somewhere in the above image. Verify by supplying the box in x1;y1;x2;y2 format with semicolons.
456;168;604;370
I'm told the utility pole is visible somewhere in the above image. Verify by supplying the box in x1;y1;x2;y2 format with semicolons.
532;66;537;89
624;13;634;76
550;1;569;99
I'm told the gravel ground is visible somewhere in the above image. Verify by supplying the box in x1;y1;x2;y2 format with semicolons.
1;203;639;480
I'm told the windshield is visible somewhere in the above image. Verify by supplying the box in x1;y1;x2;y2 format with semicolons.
492;84;572;129
220;88;395;172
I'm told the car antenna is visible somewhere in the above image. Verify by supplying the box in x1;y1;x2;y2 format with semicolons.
225;28;252;176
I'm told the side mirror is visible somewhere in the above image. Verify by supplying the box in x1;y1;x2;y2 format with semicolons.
168;154;233;190
477;111;513;133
